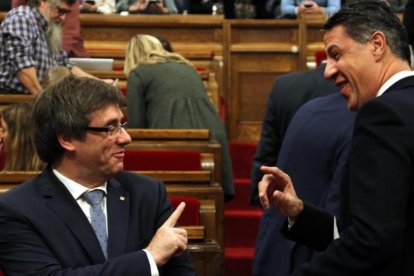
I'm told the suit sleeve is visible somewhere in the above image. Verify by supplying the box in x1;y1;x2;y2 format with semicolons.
291;99;413;275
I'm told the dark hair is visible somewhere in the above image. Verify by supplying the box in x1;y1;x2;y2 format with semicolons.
32;76;124;164
323;0;410;64
156;36;174;52
27;0;76;7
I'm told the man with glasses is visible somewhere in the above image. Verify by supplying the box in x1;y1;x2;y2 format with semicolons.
0;76;195;275
0;0;94;95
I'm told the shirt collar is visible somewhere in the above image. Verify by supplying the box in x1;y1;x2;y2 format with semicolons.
32;6;48;32
52;168;107;200
377;70;414;97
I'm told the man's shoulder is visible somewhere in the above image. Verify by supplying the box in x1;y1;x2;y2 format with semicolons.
112;171;163;189
4;5;34;19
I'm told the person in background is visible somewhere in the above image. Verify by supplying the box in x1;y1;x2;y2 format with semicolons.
0;2;11;11
124;34;235;201
250;64;337;206
0;76;195;275
80;0;116;14
11;0;89;58
116;0;178;14
0;102;44;171
253;91;355;275
279;0;340;19
1;0;94;95
259;1;414;274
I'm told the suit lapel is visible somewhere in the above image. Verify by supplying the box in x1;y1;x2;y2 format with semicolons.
106;177;130;258
40;168;106;263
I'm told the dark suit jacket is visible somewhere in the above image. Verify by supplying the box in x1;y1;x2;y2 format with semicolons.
0;167;195;275
284;76;414;275
250;65;338;205
253;93;356;276
403;0;414;47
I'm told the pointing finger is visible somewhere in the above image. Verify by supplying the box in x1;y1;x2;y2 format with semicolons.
163;202;186;227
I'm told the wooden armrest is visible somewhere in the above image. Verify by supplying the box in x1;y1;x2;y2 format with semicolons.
127;129;210;140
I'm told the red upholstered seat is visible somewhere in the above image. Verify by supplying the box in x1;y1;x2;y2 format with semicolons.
170;196;200;226
0;151;6;171
315;50;327;67
123;149;202;171
228;141;258;180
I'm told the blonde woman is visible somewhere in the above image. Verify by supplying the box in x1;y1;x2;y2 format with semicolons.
124;34;235;201
0;103;44;171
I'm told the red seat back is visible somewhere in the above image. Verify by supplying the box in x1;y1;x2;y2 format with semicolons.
170;196;200;226
229;141;258;179
123;149;202;171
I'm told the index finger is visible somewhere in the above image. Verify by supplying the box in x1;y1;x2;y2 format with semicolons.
163;202;186;227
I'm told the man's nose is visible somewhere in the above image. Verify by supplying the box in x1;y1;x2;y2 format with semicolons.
324;59;337;80
118;128;132;145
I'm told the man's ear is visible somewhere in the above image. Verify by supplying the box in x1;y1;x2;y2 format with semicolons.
57;133;76;152
370;31;386;62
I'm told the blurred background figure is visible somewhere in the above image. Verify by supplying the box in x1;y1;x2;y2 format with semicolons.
11;0;89;58
0;103;44;171
279;0;340;19
156;36;174;52
124;34;234;200
117;0;178;14
80;0;116;14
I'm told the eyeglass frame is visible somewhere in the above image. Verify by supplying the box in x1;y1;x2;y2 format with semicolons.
84;122;128;136
55;5;71;16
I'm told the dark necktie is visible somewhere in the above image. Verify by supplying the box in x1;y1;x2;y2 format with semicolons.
82;190;108;259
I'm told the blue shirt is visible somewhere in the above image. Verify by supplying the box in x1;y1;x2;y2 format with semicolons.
280;0;340;16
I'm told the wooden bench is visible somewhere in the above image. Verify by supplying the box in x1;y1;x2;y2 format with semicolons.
224;19;301;140
125;129;224;247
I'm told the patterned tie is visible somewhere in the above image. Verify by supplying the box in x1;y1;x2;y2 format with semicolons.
82;190;108;259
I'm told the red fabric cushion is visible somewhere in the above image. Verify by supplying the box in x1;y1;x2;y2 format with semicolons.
229;141;258;179
0;151;6;171
315;50;327;67
123;149;202;171
170;196;200;225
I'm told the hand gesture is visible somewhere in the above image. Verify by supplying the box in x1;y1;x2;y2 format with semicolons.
258;166;304;220
146;202;188;266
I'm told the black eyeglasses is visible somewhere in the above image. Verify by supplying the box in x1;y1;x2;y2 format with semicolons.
56;6;71;16
85;122;128;136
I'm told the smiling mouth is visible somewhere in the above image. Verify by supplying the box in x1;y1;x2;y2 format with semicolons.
336;80;347;90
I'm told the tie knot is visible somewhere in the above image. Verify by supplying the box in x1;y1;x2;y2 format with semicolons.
82;190;105;206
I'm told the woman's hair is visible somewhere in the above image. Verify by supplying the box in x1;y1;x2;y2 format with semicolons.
1;102;44;171
124;34;192;74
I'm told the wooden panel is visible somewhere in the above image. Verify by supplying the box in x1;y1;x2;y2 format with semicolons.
127;128;210;140
224;19;300;141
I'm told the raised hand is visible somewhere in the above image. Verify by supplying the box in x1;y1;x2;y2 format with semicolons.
258;166;304;220
146;202;188;266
